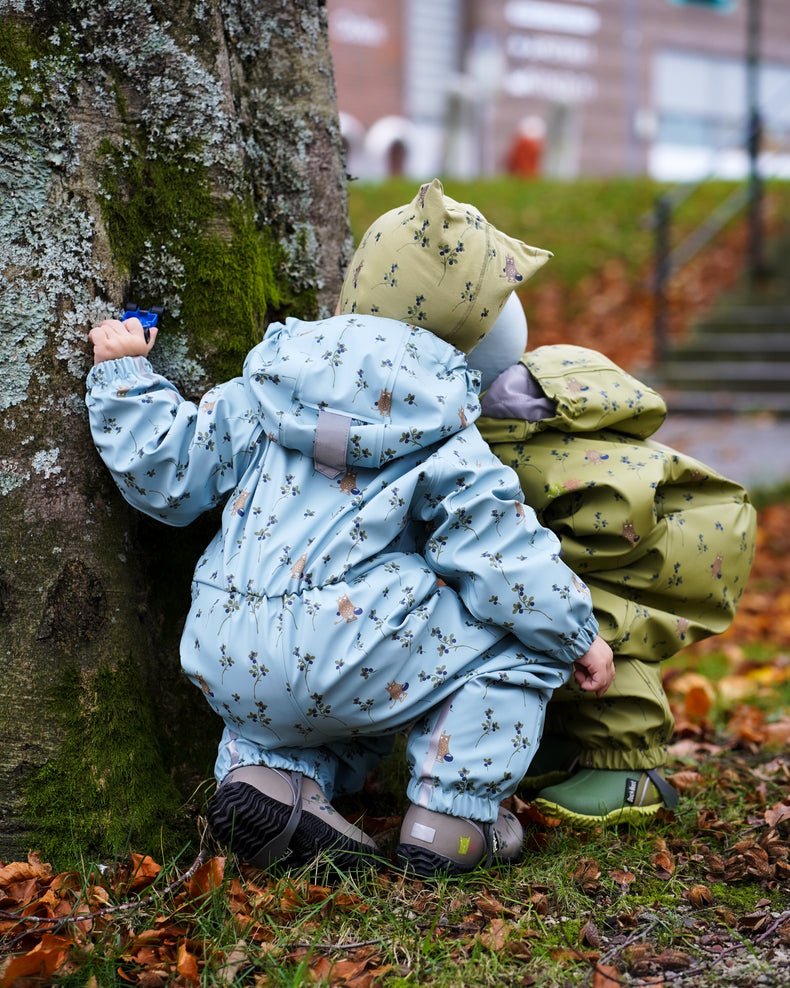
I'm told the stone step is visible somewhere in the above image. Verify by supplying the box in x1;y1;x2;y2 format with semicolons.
665;334;790;359
701;303;790;327
699;305;790;329
658;361;790;386
658;389;790;416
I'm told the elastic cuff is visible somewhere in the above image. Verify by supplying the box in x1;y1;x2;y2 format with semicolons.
406;779;499;823
578;745;667;771
214;733;333;795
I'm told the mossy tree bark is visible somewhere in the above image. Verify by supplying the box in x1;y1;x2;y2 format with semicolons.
0;0;351;863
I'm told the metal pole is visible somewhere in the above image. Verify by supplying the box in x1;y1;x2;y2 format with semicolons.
746;0;764;285
653;195;671;366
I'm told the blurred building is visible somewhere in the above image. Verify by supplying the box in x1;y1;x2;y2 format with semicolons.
326;0;790;180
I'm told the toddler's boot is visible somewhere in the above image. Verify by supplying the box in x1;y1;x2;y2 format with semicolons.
533;767;679;827
207;765;379;871
395;803;523;877
520;734;580;791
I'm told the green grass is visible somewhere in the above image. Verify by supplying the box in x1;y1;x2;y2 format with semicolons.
8;726;790;987
347;176;790;289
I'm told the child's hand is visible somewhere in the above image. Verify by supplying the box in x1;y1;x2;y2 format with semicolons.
573;635;615;697
89;317;157;365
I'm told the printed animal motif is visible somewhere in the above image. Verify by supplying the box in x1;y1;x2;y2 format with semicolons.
585;449;609;465
200;399;216;414
622;521;638;545
676;617;690;639
335;594;363;624
515;502;525;523
710;554;723;579
566;377;584;394
351;260;364;288
197;674;214;697
116;385;131;398
418;183;429;207
337;471;360;496
290;553;307;579
501;256;524;283
386;680;409;706
435;731;454;763
572;575;589;596
377;389;392;415
458;407;468;428
232;491;251;516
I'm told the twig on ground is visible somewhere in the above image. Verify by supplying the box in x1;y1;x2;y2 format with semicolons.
0;847;208;945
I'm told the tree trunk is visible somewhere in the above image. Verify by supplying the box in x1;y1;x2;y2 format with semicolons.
0;0;350;863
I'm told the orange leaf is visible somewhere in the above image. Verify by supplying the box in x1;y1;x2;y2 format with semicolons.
651;850;674;879
765;801;790;828
188;856;225;898
177;941;199;984
592;965;621;987
0;934;71;988
608;869;635;888
684;685;712;719
127;854;162;892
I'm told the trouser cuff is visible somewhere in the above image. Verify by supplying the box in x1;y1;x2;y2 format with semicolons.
578;745;668;771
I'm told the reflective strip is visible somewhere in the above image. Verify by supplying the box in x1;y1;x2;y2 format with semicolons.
410;821;436;843
314;409;351;478
227;730;240;768
418;693;455;806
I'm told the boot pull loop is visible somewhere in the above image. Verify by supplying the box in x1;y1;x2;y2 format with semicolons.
247;771;304;870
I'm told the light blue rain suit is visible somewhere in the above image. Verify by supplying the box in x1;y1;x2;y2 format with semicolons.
86;314;598;822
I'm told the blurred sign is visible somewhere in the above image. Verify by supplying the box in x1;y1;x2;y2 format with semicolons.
504;1;601;35
329;9;388;47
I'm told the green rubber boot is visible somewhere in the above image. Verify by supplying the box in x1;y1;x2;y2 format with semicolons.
520;735;581;791
533;768;678;828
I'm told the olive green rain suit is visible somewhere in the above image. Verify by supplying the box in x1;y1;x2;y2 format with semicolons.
478;344;757;773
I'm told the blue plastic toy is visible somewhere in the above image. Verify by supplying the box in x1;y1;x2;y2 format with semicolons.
119;304;163;344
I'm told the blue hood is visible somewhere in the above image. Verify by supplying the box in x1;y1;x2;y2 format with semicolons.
244;314;482;470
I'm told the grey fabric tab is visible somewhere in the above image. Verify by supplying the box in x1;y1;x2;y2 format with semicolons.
314;408;351;478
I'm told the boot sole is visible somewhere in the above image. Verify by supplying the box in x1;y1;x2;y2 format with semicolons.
395;842;477;877
533;796;662;828
208;781;378;871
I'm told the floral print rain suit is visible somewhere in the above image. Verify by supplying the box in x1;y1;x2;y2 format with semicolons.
86;314;598;822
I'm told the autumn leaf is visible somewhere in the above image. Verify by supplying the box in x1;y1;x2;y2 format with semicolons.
592;963;622;987
0;933;71;988
684;884;714;908
764;801;790;828
176;940;200;984
479;917;511;951
608;869;635;891
573;858;601;891
580;920;601;948
125;854;162;893
187;856;225;899
655;947;692;971
651;839;674;879
215;941;249;986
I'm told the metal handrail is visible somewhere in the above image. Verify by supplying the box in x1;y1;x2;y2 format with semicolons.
650;73;790;363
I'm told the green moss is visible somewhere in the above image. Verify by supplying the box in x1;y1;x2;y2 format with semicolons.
0;16;74;115
97;126;314;380
180;197;299;379
26;655;191;868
